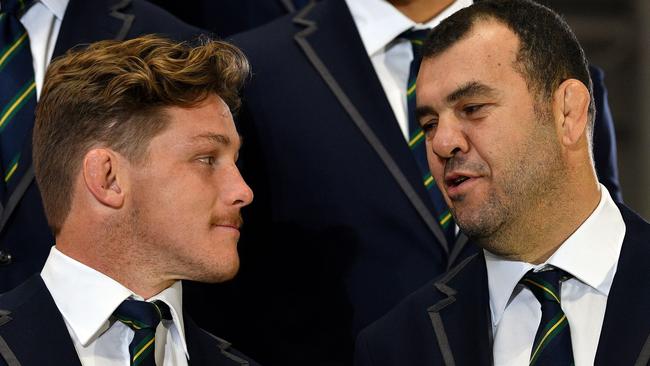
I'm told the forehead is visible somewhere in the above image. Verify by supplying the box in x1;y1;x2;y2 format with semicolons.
161;94;240;145
417;20;524;104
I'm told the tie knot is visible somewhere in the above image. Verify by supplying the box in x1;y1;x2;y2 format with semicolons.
1;0;30;15
113;299;171;330
520;267;572;304
399;28;431;49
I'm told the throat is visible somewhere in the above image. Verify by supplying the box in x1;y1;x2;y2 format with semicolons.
389;0;455;24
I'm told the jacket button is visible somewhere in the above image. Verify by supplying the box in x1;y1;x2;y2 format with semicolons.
0;250;12;266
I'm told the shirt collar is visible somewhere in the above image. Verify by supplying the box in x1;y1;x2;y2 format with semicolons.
41;247;189;359
485;184;626;327
146;282;189;358
38;0;67;19
345;0;473;57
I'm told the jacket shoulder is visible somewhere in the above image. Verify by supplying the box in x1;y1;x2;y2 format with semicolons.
184;315;261;366
119;0;204;40
618;203;650;237
355;254;483;365
0;275;45;312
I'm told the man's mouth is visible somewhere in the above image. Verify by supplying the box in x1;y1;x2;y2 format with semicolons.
443;171;482;200
211;215;243;231
445;174;472;188
217;224;240;230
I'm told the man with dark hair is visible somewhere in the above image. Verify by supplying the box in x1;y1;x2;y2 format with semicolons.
0;35;259;366
188;0;622;364
354;1;649;365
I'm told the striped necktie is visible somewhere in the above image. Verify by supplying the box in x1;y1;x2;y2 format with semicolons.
401;28;455;246
0;0;36;201
520;268;575;365
114;299;172;366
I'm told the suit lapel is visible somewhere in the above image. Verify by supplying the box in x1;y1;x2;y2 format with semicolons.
291;1;450;254
279;0;296;13
427;254;493;366
595;204;650;365
184;314;252;365
0;276;82;366
53;0;135;58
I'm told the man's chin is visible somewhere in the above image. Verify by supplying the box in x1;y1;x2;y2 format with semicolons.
191;256;241;284
455;209;500;239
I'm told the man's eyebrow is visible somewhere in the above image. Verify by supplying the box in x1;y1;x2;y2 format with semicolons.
415;105;436;122
446;81;499;104
415;82;499;121
191;133;234;147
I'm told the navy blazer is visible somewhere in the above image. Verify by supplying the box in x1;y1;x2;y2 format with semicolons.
0;275;259;366
149;0;296;37
183;1;623;365
355;204;650;366
0;0;202;293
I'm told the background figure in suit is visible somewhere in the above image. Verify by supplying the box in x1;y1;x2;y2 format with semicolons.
0;0;202;294
0;35;258;366
184;0;621;365
149;0;306;37
355;1;650;365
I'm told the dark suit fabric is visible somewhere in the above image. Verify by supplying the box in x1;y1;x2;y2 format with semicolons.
355;204;650;366
0;275;259;366
186;2;473;365
148;0;295;37
590;66;622;202
0;0;202;293
184;1;623;365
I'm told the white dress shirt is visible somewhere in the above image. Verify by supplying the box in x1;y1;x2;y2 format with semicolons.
486;185;626;366
41;247;190;366
16;0;68;98
344;0;472;140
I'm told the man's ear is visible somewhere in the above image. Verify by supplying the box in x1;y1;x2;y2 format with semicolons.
82;149;124;208
553;79;591;147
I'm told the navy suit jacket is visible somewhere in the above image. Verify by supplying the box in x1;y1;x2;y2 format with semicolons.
0;275;259;366
355;204;650;366
149;0;296;37
183;1;623;365
0;0;202;293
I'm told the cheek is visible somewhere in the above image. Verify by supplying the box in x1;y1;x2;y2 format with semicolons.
137;173;212;223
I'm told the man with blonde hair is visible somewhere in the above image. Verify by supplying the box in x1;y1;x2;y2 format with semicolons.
0;35;258;366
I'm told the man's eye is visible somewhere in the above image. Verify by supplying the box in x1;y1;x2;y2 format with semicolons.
198;156;216;165
463;104;484;115
421;119;438;136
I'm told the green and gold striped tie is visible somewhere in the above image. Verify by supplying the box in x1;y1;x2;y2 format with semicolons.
114;299;171;366
401;28;455;245
520;268;574;365
0;0;36;200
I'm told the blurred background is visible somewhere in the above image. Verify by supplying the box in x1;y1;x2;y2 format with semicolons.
539;0;650;218
152;0;650;219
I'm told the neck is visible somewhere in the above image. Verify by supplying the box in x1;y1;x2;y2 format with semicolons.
483;173;601;265
389;0;455;23
57;220;174;299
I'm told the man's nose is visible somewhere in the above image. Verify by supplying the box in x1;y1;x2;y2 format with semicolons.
430;115;469;159
226;165;254;207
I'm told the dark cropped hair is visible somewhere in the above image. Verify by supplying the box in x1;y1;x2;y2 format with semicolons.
422;0;595;127
34;34;250;234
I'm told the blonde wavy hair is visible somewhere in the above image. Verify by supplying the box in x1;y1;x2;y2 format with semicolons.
34;34;250;233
